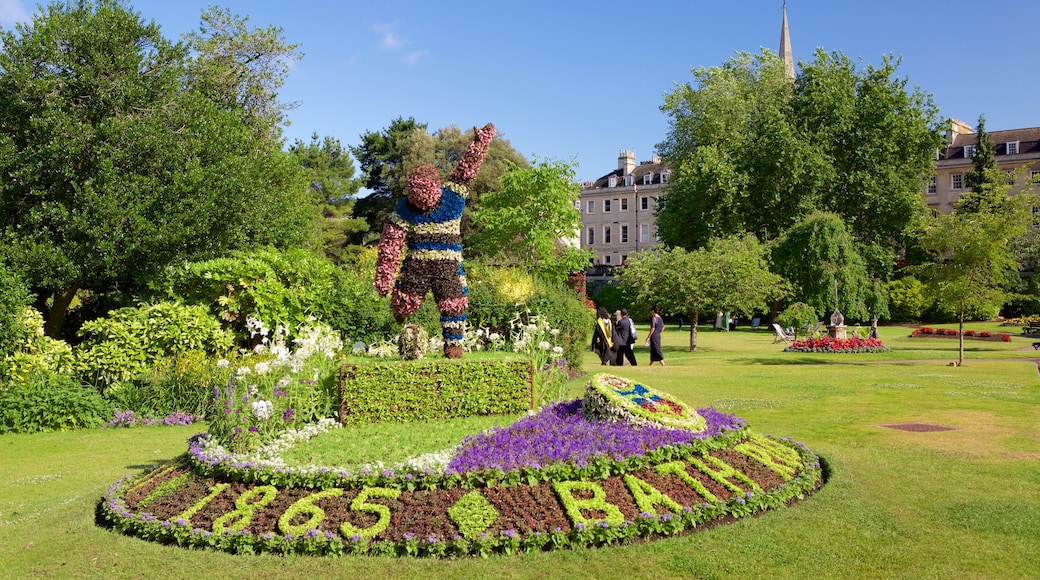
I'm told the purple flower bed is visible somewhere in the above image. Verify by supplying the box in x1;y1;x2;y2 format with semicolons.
446;399;745;474
108;410;203;428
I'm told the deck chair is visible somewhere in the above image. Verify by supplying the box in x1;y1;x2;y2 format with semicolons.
772;323;793;343
751;317;761;330
810;321;824;337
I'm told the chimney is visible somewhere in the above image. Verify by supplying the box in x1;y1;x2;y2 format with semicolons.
617;150;636;175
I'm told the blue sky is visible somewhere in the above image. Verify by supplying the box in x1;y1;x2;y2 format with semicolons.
2;0;1039;183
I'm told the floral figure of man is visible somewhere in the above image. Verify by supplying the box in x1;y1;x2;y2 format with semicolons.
373;123;496;358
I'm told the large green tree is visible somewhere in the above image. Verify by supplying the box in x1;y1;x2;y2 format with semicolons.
958;115;1007;214
0;0;317;338
470;158;593;284
617;236;783;351
289;133;367;264
657;48;945;284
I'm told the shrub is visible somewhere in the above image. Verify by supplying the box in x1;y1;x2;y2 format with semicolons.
106;350;228;417
0;262;31;356
884;276;928;322
76;301;232;391
0;372;112;433
1;307;76;386
778;302;818;339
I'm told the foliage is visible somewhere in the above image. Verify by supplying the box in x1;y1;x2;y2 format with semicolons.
884;276;928;322
959;115;1006;213
0;0;319;339
75;301;232;391
618;235;783;351
470;158;594;284
183;5;302;142
0;371;111;434
340;358;532;425
155;247;395;344
915;202;1031;364
1;307;76;386
0;261;30;355
106;350;230;418
288;133;368;264
771;212;885;321
349;119;528;246
777;302;819;341
657;48;944;284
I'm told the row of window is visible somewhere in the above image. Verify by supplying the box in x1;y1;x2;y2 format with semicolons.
586;196;654;214
606;171;670;188
586;224;651;246
954;141;1020;159
927;170;1040;195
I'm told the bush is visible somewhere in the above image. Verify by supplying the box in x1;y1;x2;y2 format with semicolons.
106;350;228;417
1;307;76;386
75;301;232;391
778;302;819;339
0;262;31;356
0;372;112;434
885;276;928;322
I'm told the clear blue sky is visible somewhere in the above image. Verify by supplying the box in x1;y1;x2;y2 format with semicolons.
2;0;1039;183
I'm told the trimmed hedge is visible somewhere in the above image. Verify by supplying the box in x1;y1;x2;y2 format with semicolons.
338;358;532;424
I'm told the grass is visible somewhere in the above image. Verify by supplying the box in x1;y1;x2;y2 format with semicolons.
2;323;1040;578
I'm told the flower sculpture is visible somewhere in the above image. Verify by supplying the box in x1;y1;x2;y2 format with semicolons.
374;123;496;358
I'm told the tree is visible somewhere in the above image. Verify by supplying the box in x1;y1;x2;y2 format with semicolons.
183;6;302;143
349;119;527;246
770;211;885;322
470;158;593;284
915;205;1030;366
618;236;783;351
0;1;318;339
288;133;367;264
657;48;945;284
958;115;1007;214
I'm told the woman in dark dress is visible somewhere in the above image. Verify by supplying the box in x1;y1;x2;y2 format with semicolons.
590;306;615;365
645;305;666;366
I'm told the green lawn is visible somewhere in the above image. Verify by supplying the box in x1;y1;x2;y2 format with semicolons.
2;324;1039;579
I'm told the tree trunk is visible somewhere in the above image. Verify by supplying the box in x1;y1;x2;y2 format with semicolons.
689;308;699;352
957;309;965;367
43;283;79;340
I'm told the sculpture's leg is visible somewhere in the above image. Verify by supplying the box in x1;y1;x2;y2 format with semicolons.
390;287;425;324
435;262;468;358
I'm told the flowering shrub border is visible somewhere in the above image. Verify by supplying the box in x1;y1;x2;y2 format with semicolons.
783;336;890;353
99;421;822;557
909;328;1011;342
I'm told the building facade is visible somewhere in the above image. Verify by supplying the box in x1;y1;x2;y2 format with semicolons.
928;120;1040;213
578;151;669;268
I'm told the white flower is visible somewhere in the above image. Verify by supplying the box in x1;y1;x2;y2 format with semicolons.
553;346;564;355
253;343;267;354
254;361;270;375
275;376;292;390
247;384;258;396
538;341;551;351
216;359;230;368
236;366;252;377
550;328;560;337
489;332;500;341
251;399;273;420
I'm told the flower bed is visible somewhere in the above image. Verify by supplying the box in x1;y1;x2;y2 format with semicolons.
98;381;823;557
909;328;1011;342
783;336;890;353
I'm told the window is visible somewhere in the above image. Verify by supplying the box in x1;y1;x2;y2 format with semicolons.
621;225;629;243
640;196;649;210
608;176;618;187
620;198;628;211
952;174;963;190
604;255;611;265
604;226;611;244
587;227;595;245
964;145;976;158
621;254;627;264
604;199;612;213
660;171;670;184
640;224;649;243
586;200;594;214
927;176;936;195
1007;141;1019;155
623;176;633;186
642;173;652;185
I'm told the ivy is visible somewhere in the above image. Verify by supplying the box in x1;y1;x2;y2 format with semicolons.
338;487;401;540
211;485;278;534
277;488;344;537
552;480;626;527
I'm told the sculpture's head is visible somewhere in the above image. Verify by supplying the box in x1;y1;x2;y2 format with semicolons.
406;164;442;213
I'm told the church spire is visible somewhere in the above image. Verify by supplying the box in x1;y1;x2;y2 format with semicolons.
779;2;795;79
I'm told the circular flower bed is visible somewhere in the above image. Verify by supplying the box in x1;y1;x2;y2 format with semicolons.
98;378;824;557
784;336;890;353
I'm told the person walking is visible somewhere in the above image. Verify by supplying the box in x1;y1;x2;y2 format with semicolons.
590;306;615;365
645;305;666;366
614;308;637;366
